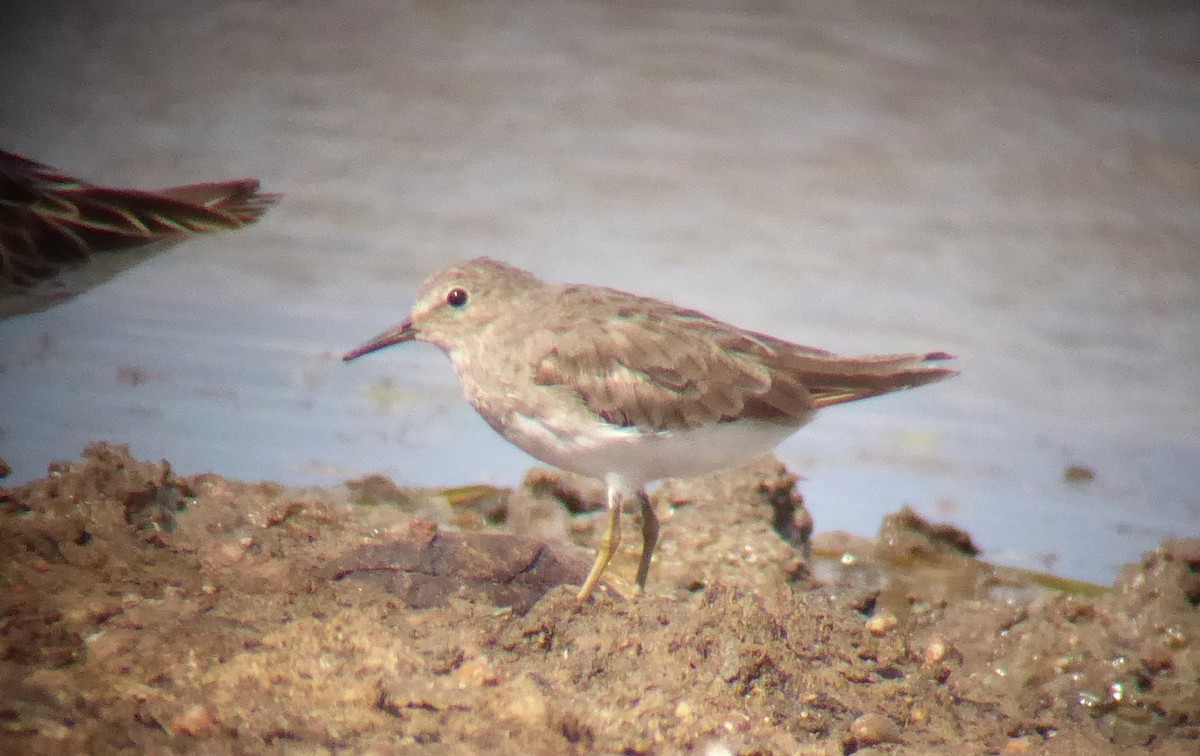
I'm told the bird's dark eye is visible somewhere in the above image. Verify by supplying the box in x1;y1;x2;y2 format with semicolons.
446;287;469;308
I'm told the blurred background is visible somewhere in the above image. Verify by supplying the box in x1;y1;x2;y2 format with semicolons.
1;0;1196;584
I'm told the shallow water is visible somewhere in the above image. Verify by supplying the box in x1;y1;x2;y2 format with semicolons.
1;0;1197;583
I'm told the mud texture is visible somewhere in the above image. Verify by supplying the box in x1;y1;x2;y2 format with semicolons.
1;443;1197;753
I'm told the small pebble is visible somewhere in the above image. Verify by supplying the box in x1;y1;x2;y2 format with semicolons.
454;655;501;687
923;635;951;665
170;704;216;736
850;712;901;746
865;612;898;637
1063;464;1096;482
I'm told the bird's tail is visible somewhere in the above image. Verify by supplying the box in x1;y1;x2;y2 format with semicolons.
0;147;277;250
1;148;278;282
797;351;957;408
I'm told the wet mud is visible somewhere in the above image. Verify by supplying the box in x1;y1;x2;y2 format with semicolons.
2;443;1196;753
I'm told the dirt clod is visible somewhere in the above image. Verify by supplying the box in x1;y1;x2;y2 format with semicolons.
1;443;1197;753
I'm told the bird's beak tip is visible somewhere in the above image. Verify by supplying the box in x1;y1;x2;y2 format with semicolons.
342;319;416;362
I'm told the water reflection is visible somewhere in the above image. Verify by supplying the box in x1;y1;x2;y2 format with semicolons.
0;0;1196;584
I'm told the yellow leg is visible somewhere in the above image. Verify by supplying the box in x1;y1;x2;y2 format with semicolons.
633;489;659;595
577;487;622;601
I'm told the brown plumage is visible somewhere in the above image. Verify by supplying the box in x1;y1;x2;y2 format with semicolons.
0;148;277;318
532;284;954;432
343;256;957;601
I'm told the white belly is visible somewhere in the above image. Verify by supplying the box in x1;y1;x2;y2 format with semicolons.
504;412;804;489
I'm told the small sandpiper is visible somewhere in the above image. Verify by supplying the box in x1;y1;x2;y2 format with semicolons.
344;257;956;600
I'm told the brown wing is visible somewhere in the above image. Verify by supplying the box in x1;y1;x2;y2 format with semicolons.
531;287;819;432
531;286;957;432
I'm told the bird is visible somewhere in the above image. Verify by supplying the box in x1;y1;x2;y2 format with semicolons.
343;257;957;601
0;148;277;319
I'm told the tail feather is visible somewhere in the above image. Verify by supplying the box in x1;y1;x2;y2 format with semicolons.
799;351;957;408
1;148;278;317
158;179;279;225
1;148;277;247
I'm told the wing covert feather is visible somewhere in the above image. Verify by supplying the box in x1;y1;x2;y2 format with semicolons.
531;288;812;431
528;286;954;431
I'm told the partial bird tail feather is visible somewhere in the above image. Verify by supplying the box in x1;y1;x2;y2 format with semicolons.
1;148;279;305
803;351;957;408
51;179;278;243
156;180;279;226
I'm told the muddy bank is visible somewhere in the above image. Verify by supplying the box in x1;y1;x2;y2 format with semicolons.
1;443;1197;753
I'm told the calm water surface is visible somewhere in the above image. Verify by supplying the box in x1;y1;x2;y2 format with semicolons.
1;0;1197;583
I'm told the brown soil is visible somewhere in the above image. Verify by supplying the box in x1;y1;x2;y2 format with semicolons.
1;442;1197;754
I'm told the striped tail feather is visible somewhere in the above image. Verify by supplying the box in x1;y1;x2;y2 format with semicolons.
0;148;278;317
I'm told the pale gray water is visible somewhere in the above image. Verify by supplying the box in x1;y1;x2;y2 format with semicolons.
1;0;1197;583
